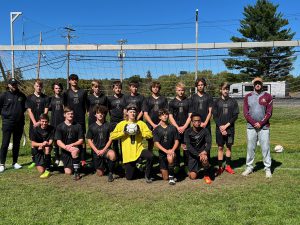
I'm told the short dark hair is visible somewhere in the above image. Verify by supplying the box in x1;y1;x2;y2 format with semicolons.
64;106;73;114
150;81;161;91
129;80;139;87
112;80;122;89
39;113;49;121
69;74;79;81
191;112;202;121
52;82;63;90
220;82;230;89
158;108;169;116
195;77;207;87
94;105;108;116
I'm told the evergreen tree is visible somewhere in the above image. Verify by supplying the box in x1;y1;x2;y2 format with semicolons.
224;0;296;79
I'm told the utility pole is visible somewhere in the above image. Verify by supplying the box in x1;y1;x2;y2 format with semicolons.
10;12;22;79
36;32;42;79
64;26;75;89
118;39;127;82
195;9;199;93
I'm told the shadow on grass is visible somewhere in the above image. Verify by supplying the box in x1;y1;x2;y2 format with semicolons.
254;159;282;173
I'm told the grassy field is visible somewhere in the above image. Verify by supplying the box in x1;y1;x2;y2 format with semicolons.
0;106;299;225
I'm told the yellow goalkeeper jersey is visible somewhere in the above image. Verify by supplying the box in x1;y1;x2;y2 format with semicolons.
110;120;153;163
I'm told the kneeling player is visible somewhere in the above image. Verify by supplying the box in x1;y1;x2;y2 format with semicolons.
86;105;116;182
184;113;212;184
31;114;54;178
55;107;84;180
110;103;154;183
153;109;179;185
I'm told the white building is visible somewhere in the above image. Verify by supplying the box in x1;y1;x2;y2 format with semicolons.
229;81;289;98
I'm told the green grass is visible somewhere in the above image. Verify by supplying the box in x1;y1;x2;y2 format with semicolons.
0;106;299;225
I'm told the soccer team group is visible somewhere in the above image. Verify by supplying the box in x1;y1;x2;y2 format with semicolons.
0;74;273;184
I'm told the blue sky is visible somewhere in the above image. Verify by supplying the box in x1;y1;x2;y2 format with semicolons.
1;0;300;79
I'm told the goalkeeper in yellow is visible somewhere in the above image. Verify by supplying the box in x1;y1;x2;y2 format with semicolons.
110;103;154;183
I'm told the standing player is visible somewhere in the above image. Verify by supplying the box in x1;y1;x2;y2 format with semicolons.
87;80;108;127
63;74;88;166
46;82;64;165
110;104;154;183
143;81;168;151
213;82;239;176
107;80;126;161
242;77;273;178
31;114;54;178
169;82;191;171
153;109;179;185
0;78;26;172
26;79;49;169
124;81;144;120
55;107;84;180
184;113;212;184
86;105;116;182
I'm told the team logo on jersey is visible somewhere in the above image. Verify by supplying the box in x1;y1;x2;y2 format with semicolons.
36;98;41;109
179;102;183;113
223;103;228;115
163;131;168;143
115;99;120;109
18;97;23;102
154;100;159;111
198;99;203;110
73;97;79;104
55;101;61;110
67;128;73;139
99;131;103;140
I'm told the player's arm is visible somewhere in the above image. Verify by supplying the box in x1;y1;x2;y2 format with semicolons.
259;94;273;127
182;113;192;131
203;106;212;127
27;108;39;126
169;114;179;129
139;122;153;139
110;122;127;140
137;111;143;121
87;138;99;154
101;138;113;153
143;112;156;128
154;142;169;154
31;140;43;149
170;139;180;152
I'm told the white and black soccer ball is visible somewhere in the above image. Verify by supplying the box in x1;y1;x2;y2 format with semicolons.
274;145;284;153
126;123;138;135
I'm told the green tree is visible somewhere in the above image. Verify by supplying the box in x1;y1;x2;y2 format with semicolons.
224;0;296;79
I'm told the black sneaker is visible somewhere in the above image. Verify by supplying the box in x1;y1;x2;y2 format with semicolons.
108;172;114;182
145;176;153;184
73;172;82;181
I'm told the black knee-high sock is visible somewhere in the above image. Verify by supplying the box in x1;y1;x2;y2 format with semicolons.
53;147;59;161
31;148;35;162
225;156;231;166
107;159;115;173
183;150;189;167
73;157;80;173
45;154;51;171
168;164;175;177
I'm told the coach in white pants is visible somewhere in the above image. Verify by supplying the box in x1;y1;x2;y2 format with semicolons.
242;77;273;178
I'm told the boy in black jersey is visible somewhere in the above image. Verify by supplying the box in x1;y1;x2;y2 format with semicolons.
143;81;168;151
153;109;179;185
108;80;126;161
47;82;64;165
169;82;191;171
213;82;239;176
86;105;116;182
87;80;108;126
124;81;144;120
55;107;84;180
31;114;54;179
184;113;212;184
0;78;27;173
26;79;49;169
63;74;88;167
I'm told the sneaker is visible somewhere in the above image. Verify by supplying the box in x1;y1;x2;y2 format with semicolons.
13;163;22;170
54;160;59;166
204;176;212;184
73;172;82;181
145;176;153;184
28;162;36;169
242;168;253;176
216;167;224;176
168;176;176;185
265;169;272;178
0;164;5;173
108;172;114;182
58;160;64;167
225;165;235;174
40;170;50;179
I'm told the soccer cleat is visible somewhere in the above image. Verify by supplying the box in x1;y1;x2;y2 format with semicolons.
203;176;212;184
225;165;235;174
216;167;224;176
54;160;60;166
13;163;22;170
0;164;5;173
145;176;153;184
168;176;176;185
265;169;272;178
40;170;50;179
73;172;82;181
28;162;36;169
242;168;253;176
108;172;114;182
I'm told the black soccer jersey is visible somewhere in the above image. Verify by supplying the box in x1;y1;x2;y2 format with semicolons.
63;89;87;124
124;94;145;113
189;93;213;123
143;95;168;125
55;122;84;145
153;125;179;152
184;127;211;156
213;97;239;129
169;97;190;126
26;93;49;124
32;125;55;143
48;95;64;127
86;121;112;150
108;94;126;123
0;90;27;126
87;93;108;125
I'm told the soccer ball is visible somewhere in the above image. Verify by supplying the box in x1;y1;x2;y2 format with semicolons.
126;123;138;135
274;145;284;153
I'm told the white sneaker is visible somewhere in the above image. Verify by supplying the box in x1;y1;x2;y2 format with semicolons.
0;164;5;173
242;168;253;176
265;169;272;178
58;160;64;167
168;176;176;185
13;163;22;170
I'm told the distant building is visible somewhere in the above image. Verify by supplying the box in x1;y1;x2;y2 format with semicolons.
229;81;289;98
